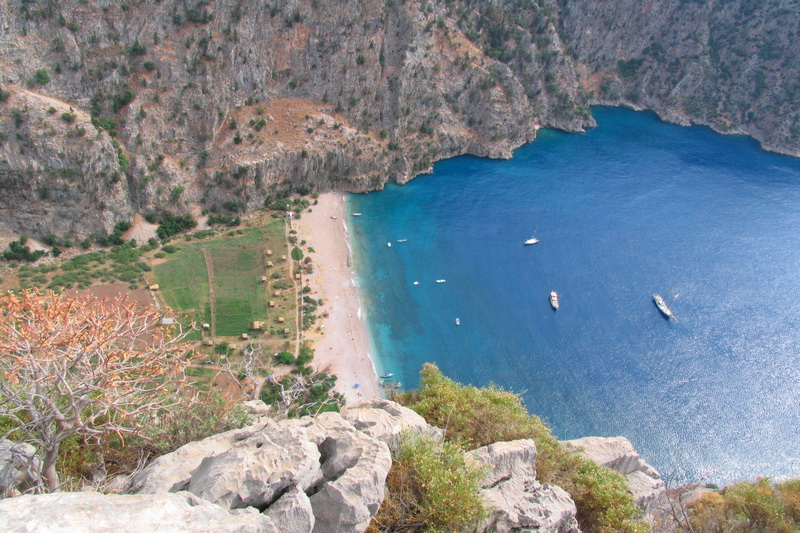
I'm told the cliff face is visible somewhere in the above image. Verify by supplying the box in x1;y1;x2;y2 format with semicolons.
0;0;797;239
555;0;800;156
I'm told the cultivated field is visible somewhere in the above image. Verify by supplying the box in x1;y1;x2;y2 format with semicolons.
154;221;297;343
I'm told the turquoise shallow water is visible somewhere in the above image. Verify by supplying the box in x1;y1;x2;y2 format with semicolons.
347;107;800;484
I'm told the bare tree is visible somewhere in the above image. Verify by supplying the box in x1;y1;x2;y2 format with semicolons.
215;340;270;400
0;289;198;492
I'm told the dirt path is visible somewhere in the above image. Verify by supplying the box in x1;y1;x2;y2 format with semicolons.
203;249;217;336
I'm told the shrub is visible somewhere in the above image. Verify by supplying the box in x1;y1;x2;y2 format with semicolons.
34;69;51;85
399;364;648;533
276;351;295;365
291;246;304;261
368;434;487;532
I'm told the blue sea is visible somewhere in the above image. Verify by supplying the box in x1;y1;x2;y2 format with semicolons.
347;107;800;485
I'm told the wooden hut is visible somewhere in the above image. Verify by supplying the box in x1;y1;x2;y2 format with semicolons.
260;276;268;283
266;261;274;267
277;317;285;324
149;284;159;291
269;301;277;308
241;333;249;340
266;249;273;256
251;321;263;331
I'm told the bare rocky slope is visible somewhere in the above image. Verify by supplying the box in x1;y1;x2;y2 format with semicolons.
0;0;796;239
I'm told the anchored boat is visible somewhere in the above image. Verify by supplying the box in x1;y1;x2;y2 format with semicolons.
653;290;679;320
524;236;539;245
549;291;559;310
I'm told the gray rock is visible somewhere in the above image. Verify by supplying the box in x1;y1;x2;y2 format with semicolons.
240;400;272;420
563;436;664;512
129;420;277;494
263;486;315;533
130;411;391;533
0;491;279;533
342;398;442;455
468;440;581;533
287;412;393;533
0;439;39;496
187;424;321;509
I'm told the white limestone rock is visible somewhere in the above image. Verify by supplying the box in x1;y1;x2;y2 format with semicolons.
563;436;665;512
0;491;279;533
286;412;393;533
128;420;277;494
468;440;581;533
342;398;442;455
263;485;315;533
186;424;321;509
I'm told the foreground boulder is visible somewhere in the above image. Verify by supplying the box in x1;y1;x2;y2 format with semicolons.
0;491;279;533
129;408;392;533
342;398;442;455
563;436;665;511
468;440;581;533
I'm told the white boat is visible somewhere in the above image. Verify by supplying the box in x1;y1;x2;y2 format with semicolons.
549;291;559;310
413;281;420;285
397;239;407;243
455;317;461;326
653;292;678;320
380;373;394;379
524;236;539;245
352;213;362;216
435;279;446;283
387;242;392;247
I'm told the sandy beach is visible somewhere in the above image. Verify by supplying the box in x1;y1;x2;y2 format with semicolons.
295;193;381;404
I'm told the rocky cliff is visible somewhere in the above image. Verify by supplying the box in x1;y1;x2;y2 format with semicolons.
0;398;664;533
0;0;796;239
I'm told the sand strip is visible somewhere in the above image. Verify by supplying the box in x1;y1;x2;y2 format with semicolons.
295;193;380;404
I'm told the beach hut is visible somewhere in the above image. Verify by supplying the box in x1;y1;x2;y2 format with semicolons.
252;321;263;331
294;273;301;280
203;340;214;346
281;255;287;262
149;284;160;291
275;290;282;297
283;328;290;334
160;317;174;325
202;323;210;330
269;301;277;308
277;317;285;323
241;333;249;340
260;276;267;283
266;249;273;256
267;261;274;267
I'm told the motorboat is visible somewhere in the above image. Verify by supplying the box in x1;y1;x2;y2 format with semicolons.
524;236;539;245
435;279;446;283
455;317;461;326
397;239;407;243
352;213;362;216
550;291;559;310
380;373;394;379
413;281;420;285
387;242;392;247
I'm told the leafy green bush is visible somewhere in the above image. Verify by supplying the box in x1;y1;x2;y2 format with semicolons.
291;246;304;261
276;351;295;365
368;434;487;532
399;364;648;533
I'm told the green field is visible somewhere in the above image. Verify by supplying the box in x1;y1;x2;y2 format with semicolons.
154;221;289;338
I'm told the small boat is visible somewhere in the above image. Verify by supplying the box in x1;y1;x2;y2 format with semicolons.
387;242;392;247
455;317;461;326
352;213;362;216
653;292;678;320
524;236;539;245
435;279;446;283
549;291;559;310
413;281;420;285
380;373;394;379
330;216;338;220
397;239;407;243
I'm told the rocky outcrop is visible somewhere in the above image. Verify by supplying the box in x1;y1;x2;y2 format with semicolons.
563;436;665;512
129;408;392;533
0;491;280;533
341;397;442;455
468;440;581;533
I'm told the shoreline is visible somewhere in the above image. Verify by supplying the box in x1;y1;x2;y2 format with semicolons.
295;192;381;405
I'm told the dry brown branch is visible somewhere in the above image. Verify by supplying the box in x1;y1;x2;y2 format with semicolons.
0;289;199;492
